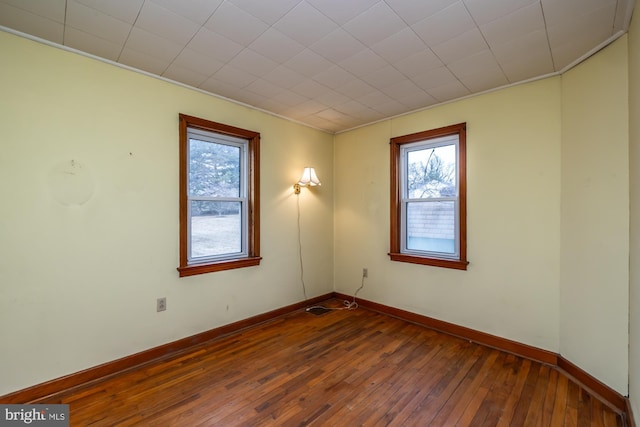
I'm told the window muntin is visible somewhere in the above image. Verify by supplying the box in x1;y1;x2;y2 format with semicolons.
178;114;261;277
390;123;467;270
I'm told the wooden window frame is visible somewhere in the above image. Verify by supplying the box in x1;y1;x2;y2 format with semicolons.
389;122;468;270
177;114;261;277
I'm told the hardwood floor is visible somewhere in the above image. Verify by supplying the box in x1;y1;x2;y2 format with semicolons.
38;301;624;426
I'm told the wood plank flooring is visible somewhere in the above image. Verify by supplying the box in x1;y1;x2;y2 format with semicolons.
37;301;624;426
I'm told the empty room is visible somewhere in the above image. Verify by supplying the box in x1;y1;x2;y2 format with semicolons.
1;0;639;425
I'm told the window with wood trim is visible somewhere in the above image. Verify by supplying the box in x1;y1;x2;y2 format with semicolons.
390;123;468;270
178;114;261;277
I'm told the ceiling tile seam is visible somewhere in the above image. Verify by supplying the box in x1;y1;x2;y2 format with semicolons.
142;0;225;77
340;1;476;103
115;0;145;63
298;45;408;103
380;0;408;25
304;0;412;66
163;34;236;84
341;20;399;52
386;4;474;97
189;10;293;89
0;0;59;23
614;0;622;31
412;57;471;99
402;82;440;111
62;2;132;49
607;3;620;40
157;28;200;76
62;0;67;45
298;1;359;33
306;65;377;114
336;69;562;135
612;0;634;32
232;0;301;28
309;65;360;96
461;0;511;85
538;0;557;71
62;19;130;58
619;0;635;30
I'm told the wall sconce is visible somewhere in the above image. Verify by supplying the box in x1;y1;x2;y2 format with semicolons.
293;167;321;194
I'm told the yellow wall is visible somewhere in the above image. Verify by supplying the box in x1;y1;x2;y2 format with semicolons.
335;77;562;352
560;36;629;394
335;37;631;395
0;31;334;395
629;6;640;419
1;21;635;402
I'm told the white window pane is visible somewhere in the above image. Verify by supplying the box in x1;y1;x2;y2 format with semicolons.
190;201;241;258
189;139;241;198
407;144;456;199
406;201;455;254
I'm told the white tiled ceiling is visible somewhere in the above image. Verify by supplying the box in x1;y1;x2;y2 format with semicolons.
0;0;634;133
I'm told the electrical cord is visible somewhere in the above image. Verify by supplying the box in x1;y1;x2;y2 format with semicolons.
297;190;365;312
296;194;309;301
305;274;366;312
343;274;365;310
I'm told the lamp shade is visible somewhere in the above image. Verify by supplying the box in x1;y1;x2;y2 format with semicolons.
297;167;321;187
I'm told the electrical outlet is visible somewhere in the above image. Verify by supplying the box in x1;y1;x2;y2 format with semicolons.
157;297;166;312
363;268;368;278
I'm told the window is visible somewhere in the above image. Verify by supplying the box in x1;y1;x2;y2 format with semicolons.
178;114;261;277
390;123;468;270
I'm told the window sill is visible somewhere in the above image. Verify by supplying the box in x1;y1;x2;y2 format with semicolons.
388;252;468;270
178;256;262;277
